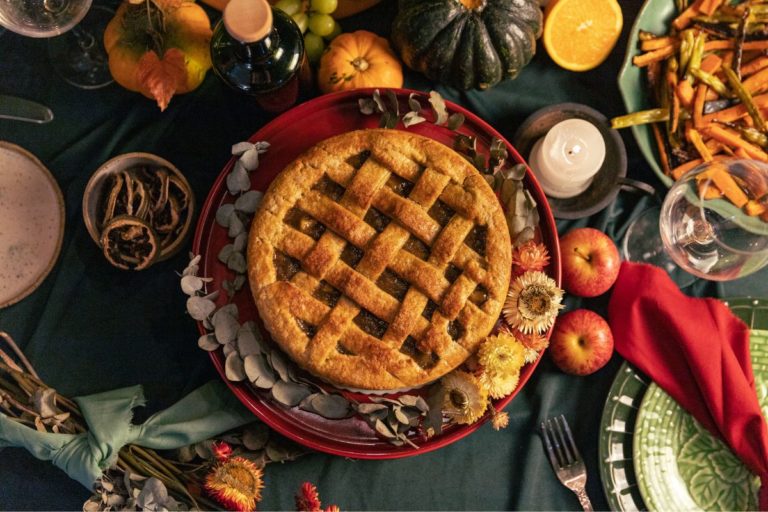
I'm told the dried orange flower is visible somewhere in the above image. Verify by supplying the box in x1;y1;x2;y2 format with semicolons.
441;370;488;425
491;410;510;431
512;240;550;275
205;442;264;512
503;271;564;334
296;482;322;512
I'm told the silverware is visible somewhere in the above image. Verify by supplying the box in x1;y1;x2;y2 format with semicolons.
0;95;53;123
541;415;593;511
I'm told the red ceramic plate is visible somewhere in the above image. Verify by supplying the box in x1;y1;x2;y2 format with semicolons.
192;88;561;459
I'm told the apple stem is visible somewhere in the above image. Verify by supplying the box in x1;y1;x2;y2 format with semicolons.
574;248;591;262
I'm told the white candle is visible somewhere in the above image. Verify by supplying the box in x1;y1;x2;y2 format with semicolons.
528;118;606;199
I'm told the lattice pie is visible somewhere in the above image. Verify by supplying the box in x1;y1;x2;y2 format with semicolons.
247;129;512;390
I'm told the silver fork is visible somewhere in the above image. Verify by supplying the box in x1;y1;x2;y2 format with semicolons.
540;415;593;511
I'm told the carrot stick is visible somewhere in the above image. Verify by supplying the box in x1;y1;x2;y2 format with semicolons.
700;53;722;74
741;56;768;77
743;67;768;95
633;46;677;67
700;0;723;16
693;84;708;128
651;122;672;177
688;127;713;160
702;124;768;162
705;41;768;52
711;169;750;207
702;93;768;124
673;0;705;30
640;37;676;52
677;79;694;107
672;158;705;180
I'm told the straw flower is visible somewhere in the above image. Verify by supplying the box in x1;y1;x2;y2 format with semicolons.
205;442;264;512
440;370;488;425
503;271;564;334
296;482;322;512
477;333;526;379
491;410;510;431
481;370;521;399
512;240;550;275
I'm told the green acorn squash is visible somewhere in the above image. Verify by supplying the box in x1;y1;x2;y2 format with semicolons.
391;0;543;90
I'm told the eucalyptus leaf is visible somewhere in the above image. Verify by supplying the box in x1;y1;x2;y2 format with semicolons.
233;232;248;252
198;333;220;351
222;280;235;298
379;111;398;129
231;141;253;156
215;204;236;228
136;478;169;511
233;274;246;291
33;388;59;418
447;113;465;131
218;244;234;265
181;275;207;296
424;385;446;438
356;403;388;415
235;190;264;214
228;213;245;238
186;296;216;321
223;341;237;357
175;445;196;463
268;350;292;382
300;393;350;419
212;308;240;344
227;251;247;274
226;164;251;195
239;147;262;171
244;354;276;389
398;394;429;412
242;321;269;352
402;111;426;128
393;406;411;425
373;418;397;439
225;352;246;381
429;91;448;125
271;380;312;406
237;325;262;357
182;254;201;276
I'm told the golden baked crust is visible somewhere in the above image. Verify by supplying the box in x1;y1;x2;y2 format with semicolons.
247;129;512;390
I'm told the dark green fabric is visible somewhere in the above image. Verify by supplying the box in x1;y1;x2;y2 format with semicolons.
1;0;766;509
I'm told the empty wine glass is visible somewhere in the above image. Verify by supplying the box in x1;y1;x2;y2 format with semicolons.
0;0;112;88
624;158;768;283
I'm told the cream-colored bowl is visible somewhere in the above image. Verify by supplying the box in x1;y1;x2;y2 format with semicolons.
83;152;195;266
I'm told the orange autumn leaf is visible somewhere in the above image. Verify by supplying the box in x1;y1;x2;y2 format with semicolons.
136;48;187;111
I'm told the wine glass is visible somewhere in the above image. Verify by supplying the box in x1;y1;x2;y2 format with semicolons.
624;158;768;283
0;0;112;88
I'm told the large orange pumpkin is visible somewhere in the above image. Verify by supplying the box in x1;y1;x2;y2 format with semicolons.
104;0;212;110
317;30;403;94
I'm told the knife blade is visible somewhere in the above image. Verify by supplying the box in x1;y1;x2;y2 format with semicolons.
0;95;54;124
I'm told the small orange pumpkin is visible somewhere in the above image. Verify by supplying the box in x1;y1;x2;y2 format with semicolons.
317;30;403;94
104;0;213;110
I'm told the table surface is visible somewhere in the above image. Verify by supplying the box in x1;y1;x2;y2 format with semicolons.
2;1;767;510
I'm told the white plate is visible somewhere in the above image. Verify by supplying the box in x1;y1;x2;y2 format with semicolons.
0;142;64;307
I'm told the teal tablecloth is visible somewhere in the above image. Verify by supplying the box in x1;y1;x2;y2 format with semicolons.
1;1;767;509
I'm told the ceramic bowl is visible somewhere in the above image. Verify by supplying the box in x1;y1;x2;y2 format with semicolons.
83;152;195;266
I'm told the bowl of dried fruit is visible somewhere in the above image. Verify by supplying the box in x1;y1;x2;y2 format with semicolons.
83;153;195;270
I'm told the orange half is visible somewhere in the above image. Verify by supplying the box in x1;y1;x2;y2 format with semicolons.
543;0;623;72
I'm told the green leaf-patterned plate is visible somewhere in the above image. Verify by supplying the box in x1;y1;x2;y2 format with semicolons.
599;298;768;511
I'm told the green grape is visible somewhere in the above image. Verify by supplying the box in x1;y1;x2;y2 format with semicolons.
308;13;335;37
292;12;309;33
304;32;325;64
310;0;337;14
274;0;301;16
325;20;341;40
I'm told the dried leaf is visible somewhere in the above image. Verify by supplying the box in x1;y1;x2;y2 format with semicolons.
268;350;292;382
233;274;246;291
372;89;386;113
237;325;262;357
233;232;248;252
300;393;350;419
198;333;220;351
217;244;234;265
244;354;276;389
225;352;246;381
398;394;429;412
373;418;397;439
379;111;398;129
227;212;245;238
429;91;449;125
271;380;312;406
356;403;388;415
33;388;59;418
239;148;262;171
358;97;376;115
136;49;186;112
402;111;426;128
241;423;270;450
385;89;399;116
186;296;216;321
212;307;239;344
234;190;263;214
408;93;422;113
215;204;236;228
447;113;465;131
135;477;169;510
182;253;201;276
180;274;208;295
223;341;237;357
226;251;247;274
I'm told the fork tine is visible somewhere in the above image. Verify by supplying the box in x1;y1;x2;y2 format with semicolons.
553;415;575;465
559;414;583;462
546;417;568;466
540;421;562;469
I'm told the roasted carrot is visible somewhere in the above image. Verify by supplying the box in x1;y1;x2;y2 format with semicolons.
702;93;768;124
700;0;723;16
677;79;694;107
693;84;708;128
651;122;672;176
688;126;713;160
741;56;768;77
633;46;677;67
702;124;768;162
640;37;676;52
673;0;705;30
672;158;705;180
743;67;768;95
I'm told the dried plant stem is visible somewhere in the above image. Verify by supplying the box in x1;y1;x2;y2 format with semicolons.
0;331;39;378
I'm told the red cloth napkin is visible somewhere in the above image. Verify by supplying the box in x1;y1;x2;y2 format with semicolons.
607;261;768;509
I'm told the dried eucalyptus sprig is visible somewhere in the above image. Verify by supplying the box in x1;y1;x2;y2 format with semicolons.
359;89;465;130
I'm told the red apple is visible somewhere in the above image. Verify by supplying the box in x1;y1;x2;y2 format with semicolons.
549;309;614;376
560;227;620;297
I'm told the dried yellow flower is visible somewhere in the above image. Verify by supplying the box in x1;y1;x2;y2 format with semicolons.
503;271;564;334
491;410;510;431
480;369;521;399
477;333;526;379
440;370;488;425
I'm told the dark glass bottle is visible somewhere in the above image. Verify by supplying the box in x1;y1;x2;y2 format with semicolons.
210;0;312;113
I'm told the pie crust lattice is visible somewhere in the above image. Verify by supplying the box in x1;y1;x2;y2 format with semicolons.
247;129;512;390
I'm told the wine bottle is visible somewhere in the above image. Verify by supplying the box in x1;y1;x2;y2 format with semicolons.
210;0;311;112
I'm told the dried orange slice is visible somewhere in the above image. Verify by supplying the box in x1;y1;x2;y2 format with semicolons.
543;0;623;72
100;215;160;271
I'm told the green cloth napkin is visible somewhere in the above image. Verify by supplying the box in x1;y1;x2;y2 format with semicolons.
0;380;253;489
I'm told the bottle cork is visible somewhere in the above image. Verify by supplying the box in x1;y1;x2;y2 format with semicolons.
223;0;273;43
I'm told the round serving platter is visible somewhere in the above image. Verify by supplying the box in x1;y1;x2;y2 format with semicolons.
192;88;561;459
599;297;768;511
